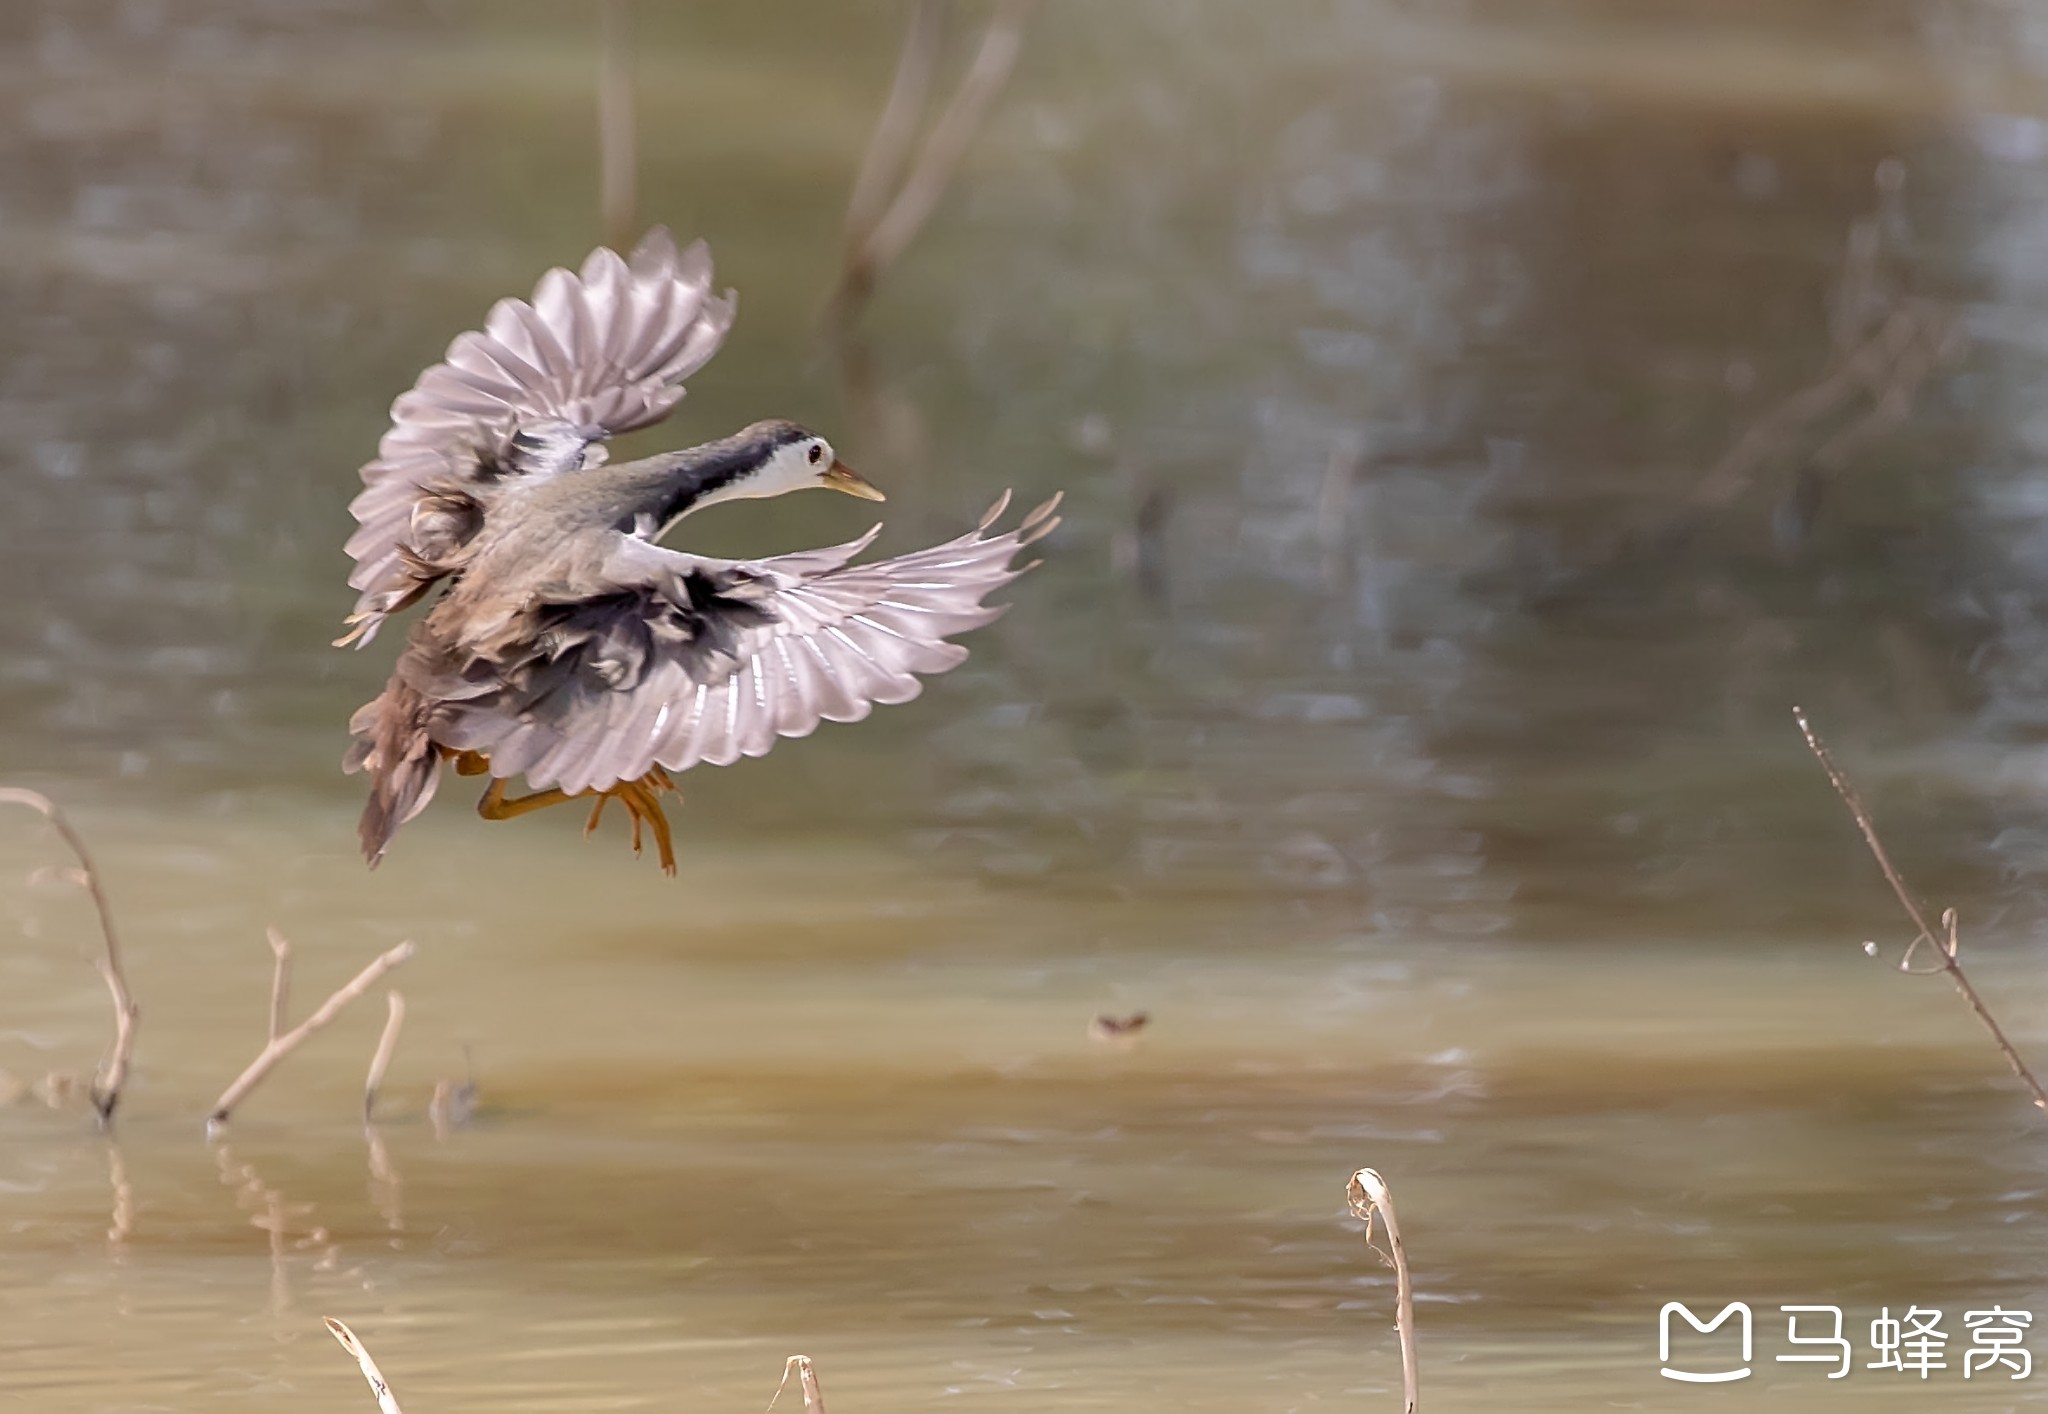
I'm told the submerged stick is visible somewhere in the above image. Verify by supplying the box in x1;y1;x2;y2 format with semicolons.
326;1318;405;1414
766;1354;827;1414
1793;707;2048;1111
1347;1168;1419;1414
0;787;140;1126
364;991;406;1121
209;938;416;1128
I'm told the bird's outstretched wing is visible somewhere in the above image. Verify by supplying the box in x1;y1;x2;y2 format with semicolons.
340;228;735;646
428;493;1062;795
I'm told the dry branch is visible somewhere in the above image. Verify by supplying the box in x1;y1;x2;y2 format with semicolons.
321;1320;822;1414
364;991;406;1121
597;0;637;248
766;1354;827;1414
827;0;1036;324
209;938;416;1128
842;0;943;254
267;926;291;1043
326;1318;405;1414
1348;1167;1419;1414
0;787;140;1125
1694;298;1960;511
1794;706;2048;1111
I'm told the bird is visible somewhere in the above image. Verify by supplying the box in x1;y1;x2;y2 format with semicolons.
338;228;1058;874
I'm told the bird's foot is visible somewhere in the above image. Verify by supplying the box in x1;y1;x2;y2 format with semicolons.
468;756;678;875
581;773;680;876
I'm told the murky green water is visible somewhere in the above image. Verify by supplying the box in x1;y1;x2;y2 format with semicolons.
7;1;2048;1409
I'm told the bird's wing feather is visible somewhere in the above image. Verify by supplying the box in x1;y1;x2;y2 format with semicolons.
340;228;735;645
436;494;1061;795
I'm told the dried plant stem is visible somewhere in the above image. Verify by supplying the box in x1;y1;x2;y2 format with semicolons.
364;991;406;1121
597;0;637;249
209;939;417;1127
767;1354;827;1414
1694;298;1960;509
1348;1168;1418;1414
1794;707;2048;1111
326;1318;405;1414
267;926;292;1043
842;0;942;253
0;787;140;1126
828;0;1036;323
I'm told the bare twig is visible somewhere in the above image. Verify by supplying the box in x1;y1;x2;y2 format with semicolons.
1347;1168;1418;1414
1794;707;2048;1111
766;1354;827;1414
597;0;637;249
364;991;406;1121
0;787;140;1126
842;0;943;255
267;926;292;1044
209;939;417;1128
326;1318;405;1414
827;0;1036;324
1695;298;1961;511
325;1319;819;1414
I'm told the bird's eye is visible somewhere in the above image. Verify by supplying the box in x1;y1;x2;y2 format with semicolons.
807;443;825;465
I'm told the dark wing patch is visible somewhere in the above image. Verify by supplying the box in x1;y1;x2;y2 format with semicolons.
340;229;735;646
429;494;1061;795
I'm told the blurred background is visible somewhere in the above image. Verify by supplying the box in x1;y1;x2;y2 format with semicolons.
3;2;2048;1410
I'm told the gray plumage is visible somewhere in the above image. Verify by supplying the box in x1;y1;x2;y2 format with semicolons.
340;230;1058;868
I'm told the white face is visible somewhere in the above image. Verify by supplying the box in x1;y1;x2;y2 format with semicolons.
684;435;839;518
748;434;837;497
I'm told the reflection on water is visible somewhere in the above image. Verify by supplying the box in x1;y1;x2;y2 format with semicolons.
6;1;2048;1410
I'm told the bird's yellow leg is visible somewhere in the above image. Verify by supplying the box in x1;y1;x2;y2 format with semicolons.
584;778;675;874
475;777;581;821
470;761;679;874
625;779;677;876
584;771;673;837
616;783;648;857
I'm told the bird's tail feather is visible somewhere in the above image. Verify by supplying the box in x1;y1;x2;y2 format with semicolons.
345;675;444;867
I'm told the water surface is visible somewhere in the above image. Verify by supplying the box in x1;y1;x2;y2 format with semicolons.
5;2;2048;1410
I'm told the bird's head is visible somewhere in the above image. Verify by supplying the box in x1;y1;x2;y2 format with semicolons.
721;419;885;504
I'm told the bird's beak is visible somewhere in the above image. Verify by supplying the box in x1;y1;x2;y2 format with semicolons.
822;460;886;502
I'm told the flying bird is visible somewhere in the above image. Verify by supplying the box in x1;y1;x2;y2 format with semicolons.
339;228;1057;873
